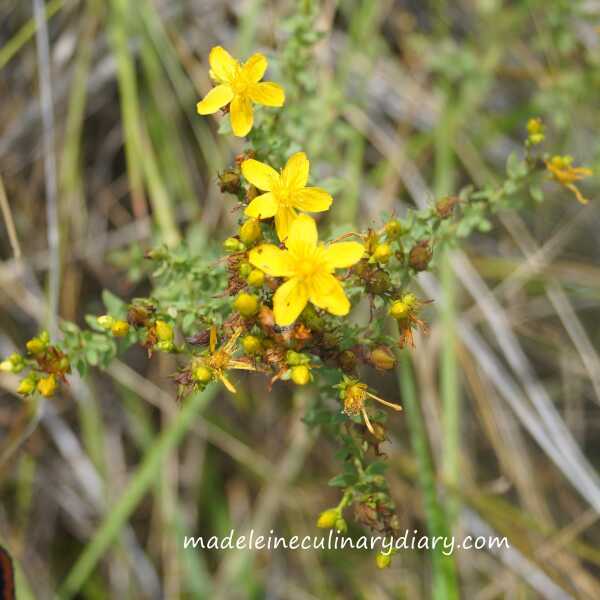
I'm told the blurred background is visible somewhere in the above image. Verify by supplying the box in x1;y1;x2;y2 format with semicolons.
1;0;600;598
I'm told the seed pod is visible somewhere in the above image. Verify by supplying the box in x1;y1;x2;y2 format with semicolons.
408;240;432;271
339;350;357;373
435;196;459;219
369;346;396;370
218;169;241;194
366;270;391;294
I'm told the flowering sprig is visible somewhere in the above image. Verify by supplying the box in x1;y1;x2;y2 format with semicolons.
3;26;594;571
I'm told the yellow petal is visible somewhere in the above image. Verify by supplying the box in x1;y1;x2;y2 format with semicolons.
241;159;279;191
323;241;365;269
196;84;234;115
273;278;308;326
242;53;267;83
309;274;350;316
248;82;285;107
286;213;317;251
209;46;239;83
293;187;332;212
282;152;309;190
275;206;298;242
245;192;278;219
230;96;254;137
249;244;295;277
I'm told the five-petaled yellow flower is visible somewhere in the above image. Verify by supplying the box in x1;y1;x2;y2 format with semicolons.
196;46;285;137
249;215;364;326
242;152;333;242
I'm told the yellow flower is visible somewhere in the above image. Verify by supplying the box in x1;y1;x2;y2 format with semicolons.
37;375;57;398
342;380;402;435
193;326;256;394
546;155;592;205
242;152;333;242
196;46;285;137
249;215;364;326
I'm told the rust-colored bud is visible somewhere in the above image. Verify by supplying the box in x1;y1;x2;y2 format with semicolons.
435;196;459;219
408;240;432;272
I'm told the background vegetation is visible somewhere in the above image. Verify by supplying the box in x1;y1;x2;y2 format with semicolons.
1;0;600;598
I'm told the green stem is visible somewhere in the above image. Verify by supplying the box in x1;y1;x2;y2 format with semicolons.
397;350;459;600
57;387;216;599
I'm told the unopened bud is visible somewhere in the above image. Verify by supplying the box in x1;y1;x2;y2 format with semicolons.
291;365;311;385
369;346;396;370
242;335;262;355
111;320;130;337
376;552;392;569
239;218;262;245
316;508;339;529
234;293;259;317
246;269;265;287
373;243;392;264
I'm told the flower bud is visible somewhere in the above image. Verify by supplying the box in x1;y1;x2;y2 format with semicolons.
97;315;114;330
335;518;348;534
402;292;418;308
234;293;259;317
291;365;311;386
193;365;213;383
389;300;409;320
246;269;265;287
385;219;403;239
373;243;392;264
238;262;252;278
26;338;46;355
111;320;130;337
375;552;392;569
37;375;57;398
369;346;396;370
242;335;262;355
239;218;262;245
286;350;304;366
0;360;13;373
156;340;174;352
435;196;459;219
316;508;339;529
223;237;243;253
155;320;173;342
17;377;36;396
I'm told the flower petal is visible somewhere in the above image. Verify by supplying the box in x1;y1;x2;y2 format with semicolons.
196;84;234;115
248;82;285;107
282;152;309;190
293;187;332;212
242;53;267;83
245;192;278;219
309;274;350;316
323;241;365;269
286;213;317;252
249;244;295;277
273;278;308;326
209;46;238;83
274;206;297;242
241;159;279;191
230;96;254;137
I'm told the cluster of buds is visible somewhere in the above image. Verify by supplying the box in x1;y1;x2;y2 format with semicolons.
8;331;71;398
526;117;545;146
